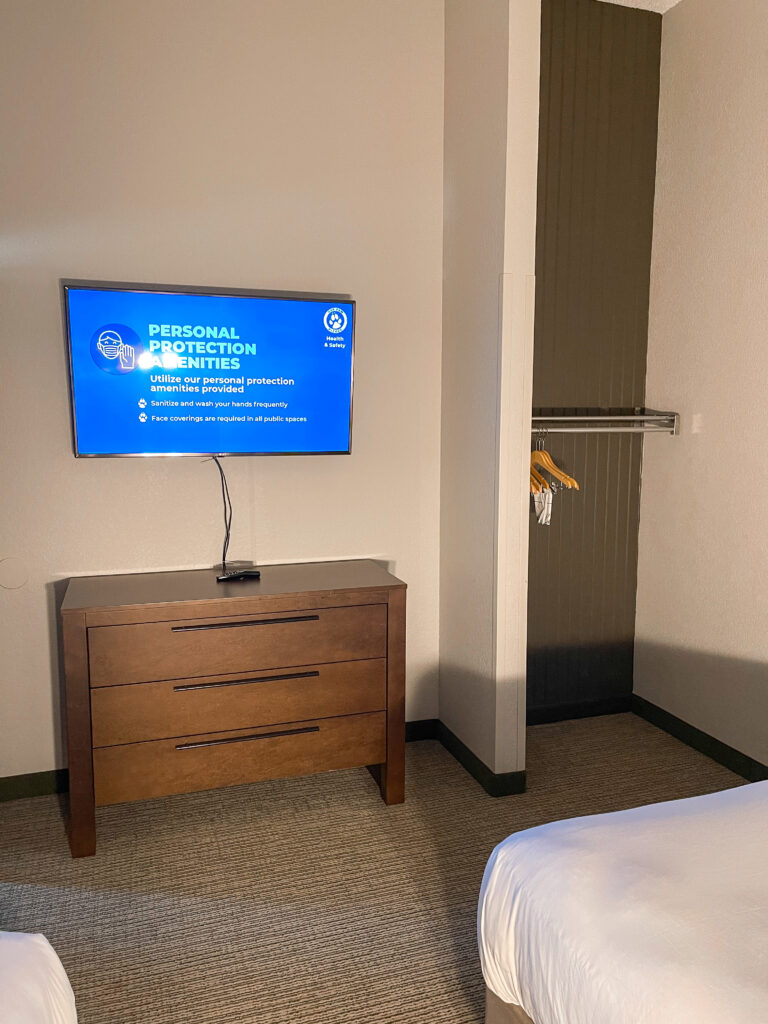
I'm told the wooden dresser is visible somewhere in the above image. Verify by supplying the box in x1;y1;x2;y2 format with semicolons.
60;559;406;857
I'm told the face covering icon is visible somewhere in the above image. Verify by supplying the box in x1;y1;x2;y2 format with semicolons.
97;330;134;370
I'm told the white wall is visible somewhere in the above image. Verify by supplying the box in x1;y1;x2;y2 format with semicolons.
635;0;768;764
494;3;540;774
0;0;444;777
440;0;539;774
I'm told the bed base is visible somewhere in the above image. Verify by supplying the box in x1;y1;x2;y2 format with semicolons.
486;986;535;1024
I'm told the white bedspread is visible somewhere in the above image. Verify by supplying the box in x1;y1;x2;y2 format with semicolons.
0;932;77;1023
478;782;768;1024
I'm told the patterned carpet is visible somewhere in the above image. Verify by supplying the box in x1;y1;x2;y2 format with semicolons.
0;714;741;1024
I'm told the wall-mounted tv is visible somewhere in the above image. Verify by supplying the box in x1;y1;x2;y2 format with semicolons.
62;280;355;457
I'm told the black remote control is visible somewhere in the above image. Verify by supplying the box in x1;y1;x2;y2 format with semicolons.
216;568;261;583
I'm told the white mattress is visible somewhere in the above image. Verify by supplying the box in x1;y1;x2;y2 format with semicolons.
478;781;768;1024
0;932;77;1023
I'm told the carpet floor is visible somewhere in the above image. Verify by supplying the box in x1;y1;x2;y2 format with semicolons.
0;714;742;1024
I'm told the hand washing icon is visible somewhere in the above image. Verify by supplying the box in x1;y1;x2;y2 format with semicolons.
97;330;135;370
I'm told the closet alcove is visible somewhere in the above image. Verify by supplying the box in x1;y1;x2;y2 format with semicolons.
527;0;674;724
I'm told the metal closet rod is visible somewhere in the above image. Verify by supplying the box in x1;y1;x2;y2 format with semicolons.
531;409;679;435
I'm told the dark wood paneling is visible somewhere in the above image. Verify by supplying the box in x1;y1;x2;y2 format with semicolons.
528;0;661;717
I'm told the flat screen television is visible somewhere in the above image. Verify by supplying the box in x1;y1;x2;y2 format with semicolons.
62;280;355;457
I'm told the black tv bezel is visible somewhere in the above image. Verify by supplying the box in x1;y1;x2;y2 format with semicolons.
61;278;356;458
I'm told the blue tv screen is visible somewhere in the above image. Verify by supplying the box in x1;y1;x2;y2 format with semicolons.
62;281;355;456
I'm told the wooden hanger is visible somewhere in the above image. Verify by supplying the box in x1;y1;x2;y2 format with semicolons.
531;449;580;490
530;465;549;494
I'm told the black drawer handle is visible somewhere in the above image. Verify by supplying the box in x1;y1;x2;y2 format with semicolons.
174;670;320;692
171;614;320;633
176;725;320;751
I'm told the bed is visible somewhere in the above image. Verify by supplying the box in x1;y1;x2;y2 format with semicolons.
478;781;768;1024
0;932;77;1023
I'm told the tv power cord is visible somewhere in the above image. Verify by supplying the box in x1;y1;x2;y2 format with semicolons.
209;456;261;583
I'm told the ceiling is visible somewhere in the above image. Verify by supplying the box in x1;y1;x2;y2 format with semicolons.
596;0;683;12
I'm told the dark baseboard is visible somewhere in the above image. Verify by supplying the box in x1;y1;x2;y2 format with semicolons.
437;722;526;797
527;695;632;725
405;718;440;742
406;718;526;797
1;720;523;804
0;768;68;803
9;703;760;803
632;695;768;783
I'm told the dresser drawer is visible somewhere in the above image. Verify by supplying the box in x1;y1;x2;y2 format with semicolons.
93;711;386;805
88;604;387;686
91;659;386;746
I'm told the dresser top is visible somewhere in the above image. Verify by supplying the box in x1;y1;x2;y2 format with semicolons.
62;559;405;613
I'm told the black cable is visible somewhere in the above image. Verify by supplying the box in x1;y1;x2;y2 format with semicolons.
211;456;232;572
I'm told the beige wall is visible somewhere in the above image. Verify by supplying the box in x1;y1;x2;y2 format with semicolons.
440;0;539;774
0;0;444;777
635;0;768;763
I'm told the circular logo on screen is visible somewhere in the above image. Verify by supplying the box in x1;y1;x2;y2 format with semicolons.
323;307;347;333
90;323;143;374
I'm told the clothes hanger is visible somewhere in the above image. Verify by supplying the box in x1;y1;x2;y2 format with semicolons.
531;450;580;490
531;429;580;490
530;471;546;494
530;465;550;493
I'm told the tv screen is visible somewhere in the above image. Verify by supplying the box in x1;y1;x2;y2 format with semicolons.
62;280;355;456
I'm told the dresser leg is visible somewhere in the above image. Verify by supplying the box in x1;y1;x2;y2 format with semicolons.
68;803;96;858
382;587;406;804
62;610;97;857
379;757;405;805
367;760;404;804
